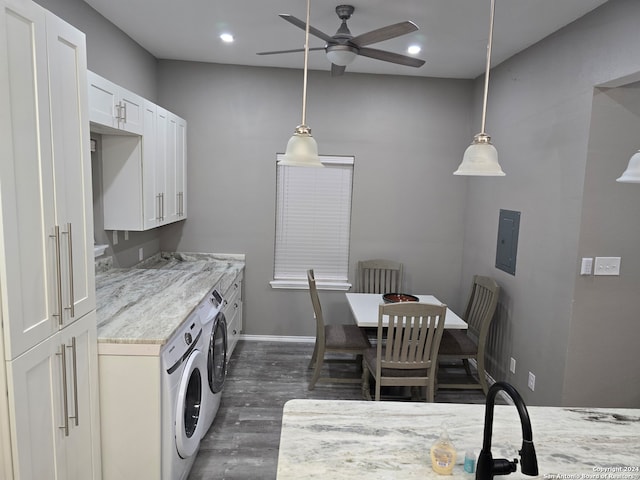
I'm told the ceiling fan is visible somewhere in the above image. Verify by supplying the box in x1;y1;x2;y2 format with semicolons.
257;4;426;76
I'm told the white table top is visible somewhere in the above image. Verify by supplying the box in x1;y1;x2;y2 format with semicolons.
276;399;640;480
346;293;467;329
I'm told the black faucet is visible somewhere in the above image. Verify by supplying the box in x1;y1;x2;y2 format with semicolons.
476;381;539;480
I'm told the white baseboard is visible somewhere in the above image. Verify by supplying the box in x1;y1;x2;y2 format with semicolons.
240;334;315;343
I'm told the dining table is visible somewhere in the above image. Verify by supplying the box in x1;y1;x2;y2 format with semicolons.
345;293;467;329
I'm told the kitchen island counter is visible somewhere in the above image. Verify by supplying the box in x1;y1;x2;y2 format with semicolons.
95;252;244;349
277;399;640;480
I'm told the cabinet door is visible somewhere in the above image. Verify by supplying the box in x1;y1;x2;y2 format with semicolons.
6;332;66;480
164;112;178;223
0;0;58;359
87;70;118;130
175;116;187;219
156;106;168;224
142;100;159;229
118;87;144;135
46;11;95;326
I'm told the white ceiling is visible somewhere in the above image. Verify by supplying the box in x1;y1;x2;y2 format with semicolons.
82;0;609;79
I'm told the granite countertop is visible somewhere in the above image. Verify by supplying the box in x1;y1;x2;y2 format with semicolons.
95;252;244;345
277;399;640;480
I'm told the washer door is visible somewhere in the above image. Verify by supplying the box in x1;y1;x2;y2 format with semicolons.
208;312;227;394
175;349;205;458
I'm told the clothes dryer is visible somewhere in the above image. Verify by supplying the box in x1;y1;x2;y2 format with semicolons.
196;288;227;436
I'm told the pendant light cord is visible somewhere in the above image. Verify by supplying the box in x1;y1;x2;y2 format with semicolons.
480;0;495;135
301;0;311;126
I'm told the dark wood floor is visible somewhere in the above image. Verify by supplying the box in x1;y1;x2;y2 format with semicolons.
187;339;490;480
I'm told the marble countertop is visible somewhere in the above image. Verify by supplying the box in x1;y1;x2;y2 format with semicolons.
95;252;244;345
277;399;640;480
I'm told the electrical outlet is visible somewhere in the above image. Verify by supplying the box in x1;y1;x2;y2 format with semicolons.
528;372;536;391
580;257;593;275
138;247;144;261
509;357;516;374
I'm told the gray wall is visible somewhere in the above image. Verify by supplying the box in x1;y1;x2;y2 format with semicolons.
155;62;472;337
460;0;640;407
36;0;640;407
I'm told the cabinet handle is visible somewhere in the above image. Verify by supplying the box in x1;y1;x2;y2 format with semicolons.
156;194;161;221
121;102;127;123
62;223;75;318
161;193;165;220
50;226;64;325
57;343;70;436
67;337;79;427
177;192;182;216
115;103;122;122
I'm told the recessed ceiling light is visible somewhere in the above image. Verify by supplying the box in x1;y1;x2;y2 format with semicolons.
220;33;234;43
407;45;421;55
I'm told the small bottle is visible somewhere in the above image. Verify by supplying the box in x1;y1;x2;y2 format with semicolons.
430;423;457;474
464;450;476;473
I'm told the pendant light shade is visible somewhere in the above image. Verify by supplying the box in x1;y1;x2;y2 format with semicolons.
616;150;640;183
279;125;323;167
455;133;505;176
454;0;504;177
278;0;323;168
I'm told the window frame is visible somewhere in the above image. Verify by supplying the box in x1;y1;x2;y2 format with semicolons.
270;154;355;291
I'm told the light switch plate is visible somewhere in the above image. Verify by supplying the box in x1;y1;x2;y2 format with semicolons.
594;257;621;276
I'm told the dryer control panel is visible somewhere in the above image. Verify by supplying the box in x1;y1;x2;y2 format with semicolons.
162;318;202;374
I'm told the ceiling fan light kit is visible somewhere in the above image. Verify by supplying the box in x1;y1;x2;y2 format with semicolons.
454;0;505;177
279;0;323;168
617;150;640;183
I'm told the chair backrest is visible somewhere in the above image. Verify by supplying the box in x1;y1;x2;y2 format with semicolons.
307;269;325;339
463;275;500;343
377;302;447;371
357;259;404;293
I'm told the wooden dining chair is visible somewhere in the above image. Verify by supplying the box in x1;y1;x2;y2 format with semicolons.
362;302;447;402
437;275;500;395
356;259;404;294
307;269;371;390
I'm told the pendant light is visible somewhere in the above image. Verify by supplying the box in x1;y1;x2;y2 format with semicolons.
454;0;505;176
278;0;323;167
616;150;640;183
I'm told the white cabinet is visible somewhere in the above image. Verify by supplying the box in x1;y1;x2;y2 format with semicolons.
223;271;243;357
0;1;101;478
102;104;187;231
88;70;144;135
6;313;101;480
0;0;95;360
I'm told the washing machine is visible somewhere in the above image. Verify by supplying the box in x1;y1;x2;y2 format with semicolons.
196;287;228;436
161;314;207;480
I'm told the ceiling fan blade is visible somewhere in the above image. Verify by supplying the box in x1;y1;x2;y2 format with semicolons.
279;14;334;43
331;64;346;77
257;47;324;56
358;47;425;68
351;21;419;47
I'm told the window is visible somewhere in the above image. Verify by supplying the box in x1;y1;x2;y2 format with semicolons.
271;155;354;290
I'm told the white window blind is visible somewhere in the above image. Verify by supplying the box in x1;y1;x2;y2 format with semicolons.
271;155;354;290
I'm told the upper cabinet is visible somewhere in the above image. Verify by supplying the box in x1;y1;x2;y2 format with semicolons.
88;70;144;135
97;83;188;231
0;0;95;359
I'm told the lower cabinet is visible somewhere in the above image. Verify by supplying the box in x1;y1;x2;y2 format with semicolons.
6;313;101;480
223;271;243;357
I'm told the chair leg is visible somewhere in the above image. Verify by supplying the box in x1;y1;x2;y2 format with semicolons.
308;355;324;390
462;358;473;376
308;341;319;369
476;355;489;395
361;359;372;401
374;379;381;401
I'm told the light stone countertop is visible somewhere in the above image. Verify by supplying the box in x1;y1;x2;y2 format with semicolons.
95;252;244;345
277;399;640;480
